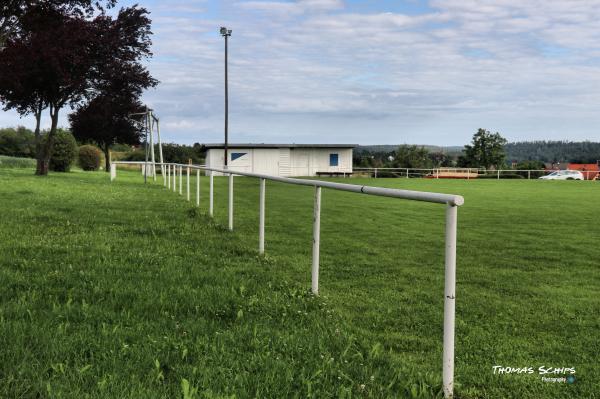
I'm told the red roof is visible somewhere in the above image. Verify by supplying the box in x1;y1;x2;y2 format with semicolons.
568;163;599;171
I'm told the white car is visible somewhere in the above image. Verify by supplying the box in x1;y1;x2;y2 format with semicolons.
539;170;584;180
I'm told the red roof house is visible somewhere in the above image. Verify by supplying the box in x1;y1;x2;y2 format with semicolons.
567;163;599;180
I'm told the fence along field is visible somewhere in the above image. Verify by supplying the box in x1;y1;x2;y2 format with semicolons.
111;160;465;399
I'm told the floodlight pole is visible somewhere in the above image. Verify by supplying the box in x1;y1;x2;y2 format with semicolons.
220;26;232;169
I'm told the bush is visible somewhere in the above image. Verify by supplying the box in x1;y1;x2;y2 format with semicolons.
48;130;78;172
78;145;101;171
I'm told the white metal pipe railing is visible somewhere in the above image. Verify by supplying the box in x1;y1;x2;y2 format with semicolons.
259;178;266;255
196;169;200;207
209;172;214;216
312;186;322;295
354;167;599;180
179;166;183;195
110;160;463;399
228;173;234;231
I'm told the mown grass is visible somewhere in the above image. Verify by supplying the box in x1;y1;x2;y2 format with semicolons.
0;168;598;398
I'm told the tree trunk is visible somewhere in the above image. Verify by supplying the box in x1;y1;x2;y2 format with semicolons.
37;105;60;176
104;144;110;172
33;103;45;176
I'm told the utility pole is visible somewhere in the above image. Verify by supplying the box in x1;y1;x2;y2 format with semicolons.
220;26;232;168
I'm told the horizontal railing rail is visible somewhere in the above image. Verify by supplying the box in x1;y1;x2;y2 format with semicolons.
354;167;599;180
110;160;463;399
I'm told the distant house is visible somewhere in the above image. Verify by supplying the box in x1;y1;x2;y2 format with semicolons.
567;163;599;180
545;162;568;170
204;144;356;177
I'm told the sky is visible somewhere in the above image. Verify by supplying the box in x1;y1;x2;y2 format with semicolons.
2;0;600;145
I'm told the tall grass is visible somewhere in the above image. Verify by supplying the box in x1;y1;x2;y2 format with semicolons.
0;155;36;168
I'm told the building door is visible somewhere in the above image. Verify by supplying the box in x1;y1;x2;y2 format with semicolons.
291;150;310;176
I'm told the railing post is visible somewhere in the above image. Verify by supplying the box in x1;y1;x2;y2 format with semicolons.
228;173;234;231
374;168;377;178
167;164;170;188
173;164;176;192
497;170;500;180
311;186;322;295
209;172;214;217
443;204;458;399
406;168;409;178
179;166;183;195
186;167;190;201
528;170;531;180
196;169;200;207
259;178;265;254
110;162;116;181
162;164;166;186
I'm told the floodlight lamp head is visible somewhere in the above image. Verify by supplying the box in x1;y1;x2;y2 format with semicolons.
220;26;232;36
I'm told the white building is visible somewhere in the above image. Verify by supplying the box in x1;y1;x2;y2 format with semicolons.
205;144;355;177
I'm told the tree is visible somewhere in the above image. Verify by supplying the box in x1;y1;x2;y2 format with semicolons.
0;126;35;157
392;145;433;168
0;2;154;176
124;143;205;165
70;95;145;171
0;5;98;175
70;5;156;172
459;129;507;169
1;1;115;48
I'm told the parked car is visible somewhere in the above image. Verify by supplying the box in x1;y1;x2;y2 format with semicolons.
539;170;584;180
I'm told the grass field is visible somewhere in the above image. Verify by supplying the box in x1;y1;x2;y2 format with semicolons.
0;168;598;398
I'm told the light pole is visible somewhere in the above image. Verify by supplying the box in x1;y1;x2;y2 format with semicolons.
220;26;232;168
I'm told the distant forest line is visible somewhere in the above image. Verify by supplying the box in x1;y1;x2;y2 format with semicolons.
357;141;600;164
1;126;599;166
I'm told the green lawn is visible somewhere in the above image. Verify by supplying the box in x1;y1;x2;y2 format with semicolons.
0;168;598;398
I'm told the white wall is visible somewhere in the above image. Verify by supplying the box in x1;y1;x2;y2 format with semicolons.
206;148;353;177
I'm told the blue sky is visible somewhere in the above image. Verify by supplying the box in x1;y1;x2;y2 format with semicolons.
2;0;600;145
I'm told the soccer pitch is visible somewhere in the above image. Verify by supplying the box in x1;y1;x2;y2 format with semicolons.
0;168;597;398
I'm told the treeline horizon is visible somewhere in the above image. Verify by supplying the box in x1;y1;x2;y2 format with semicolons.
356;140;600;165
2;125;599;166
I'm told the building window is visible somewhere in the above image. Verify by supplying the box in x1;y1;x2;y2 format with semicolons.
329;153;339;166
231;152;247;161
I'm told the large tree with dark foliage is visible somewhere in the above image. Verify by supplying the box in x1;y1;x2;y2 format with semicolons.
1;1;115;47
0;5;98;174
70;6;157;171
458;128;507;169
70;96;146;171
0;1;154;175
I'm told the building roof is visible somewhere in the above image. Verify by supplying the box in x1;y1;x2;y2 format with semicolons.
568;163;599;171
204;143;357;149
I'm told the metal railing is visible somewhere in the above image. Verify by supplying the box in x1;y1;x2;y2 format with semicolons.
354;167;599;180
110;160;464;399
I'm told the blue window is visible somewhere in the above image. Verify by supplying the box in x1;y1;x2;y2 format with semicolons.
231;152;247;161
329;153;339;166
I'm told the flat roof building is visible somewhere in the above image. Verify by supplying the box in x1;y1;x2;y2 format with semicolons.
204;144;356;177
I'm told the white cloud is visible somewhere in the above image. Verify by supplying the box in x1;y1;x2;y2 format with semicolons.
3;0;600;145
